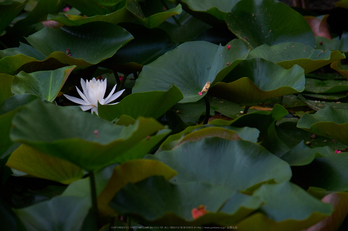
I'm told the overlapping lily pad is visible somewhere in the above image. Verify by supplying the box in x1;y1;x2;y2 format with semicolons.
226;0;315;49
157;125;260;152
98;159;177;216
0;22;133;74
133;39;249;103
0;94;39;156
6;144;84;184
49;0;182;29
181;0;239;20
10;99;170;171
297;106;348;145
147;137;292;191
0;0;27;35
110;175;262;226
248;43;345;74
99;85;183;121
236;182;333;231
209;58;305;106
305;78;348;94
14;196;91;231
11;66;75;102
26;22;133;64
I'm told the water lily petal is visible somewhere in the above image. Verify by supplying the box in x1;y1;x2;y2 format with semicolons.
76;87;92;105
102;84;117;103
104;88;125;105
63;94;89;106
80;105;94;111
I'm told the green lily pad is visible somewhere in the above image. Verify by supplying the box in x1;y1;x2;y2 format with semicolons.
12;0;64;30
302;93;347;101
11;66;75;102
181;0;239;20
110;175;262;226
209;58;305;106
0;73;14;104
236;182;333;231
133;39;249;103
102;24;175;74
306;192;348;231
0;43;86;75
0;94;39;156
6;144;84;184
279;141;330;166
62;0;117;16
292;152;348;192
226;0;315;50
330;60;348;80
10;99;169;171
248;43;345;74
210;104;290;156
49;0;182;29
315;33;348;53
98;159;177;216
147;137;292;191
297;106;348;145
99;85;183;121
158;12;212;44
0;0;27;35
157;125;260;152
305;78;348;94
14;196;91;231
26;22;133;64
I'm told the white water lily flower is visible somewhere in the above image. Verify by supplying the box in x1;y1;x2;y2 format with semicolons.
64;77;125;115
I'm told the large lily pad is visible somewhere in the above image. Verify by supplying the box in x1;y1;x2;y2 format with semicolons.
14;196;91;231
157;124;260;152
110;175;262;226
292;152;348;192
248;43;345;74
0;94;39;156
99;85;183;121
305;78;348;94
0;0;27;35
12;0;64;29
102;24;175;74
49;0;182;29
226;0;315;49
25;21;133;64
11;66;75;102
10;99;170;171
98;159;177;216
236;182;333;231
133;39;249;103
147;137;292;191
209;58;305;106
181;0;239;21
210;104;290;155
297;106;348;145
6;144;84;184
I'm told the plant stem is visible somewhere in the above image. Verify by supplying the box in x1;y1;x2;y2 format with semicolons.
279;96;284;105
243;106;250;114
89;171;100;228
203;96;210;124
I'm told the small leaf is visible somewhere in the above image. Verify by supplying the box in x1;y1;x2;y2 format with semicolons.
133;39;248;103
6;145;84;184
98;159;177;216
226;0;315;49
11;66;75;102
210;58;305;106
